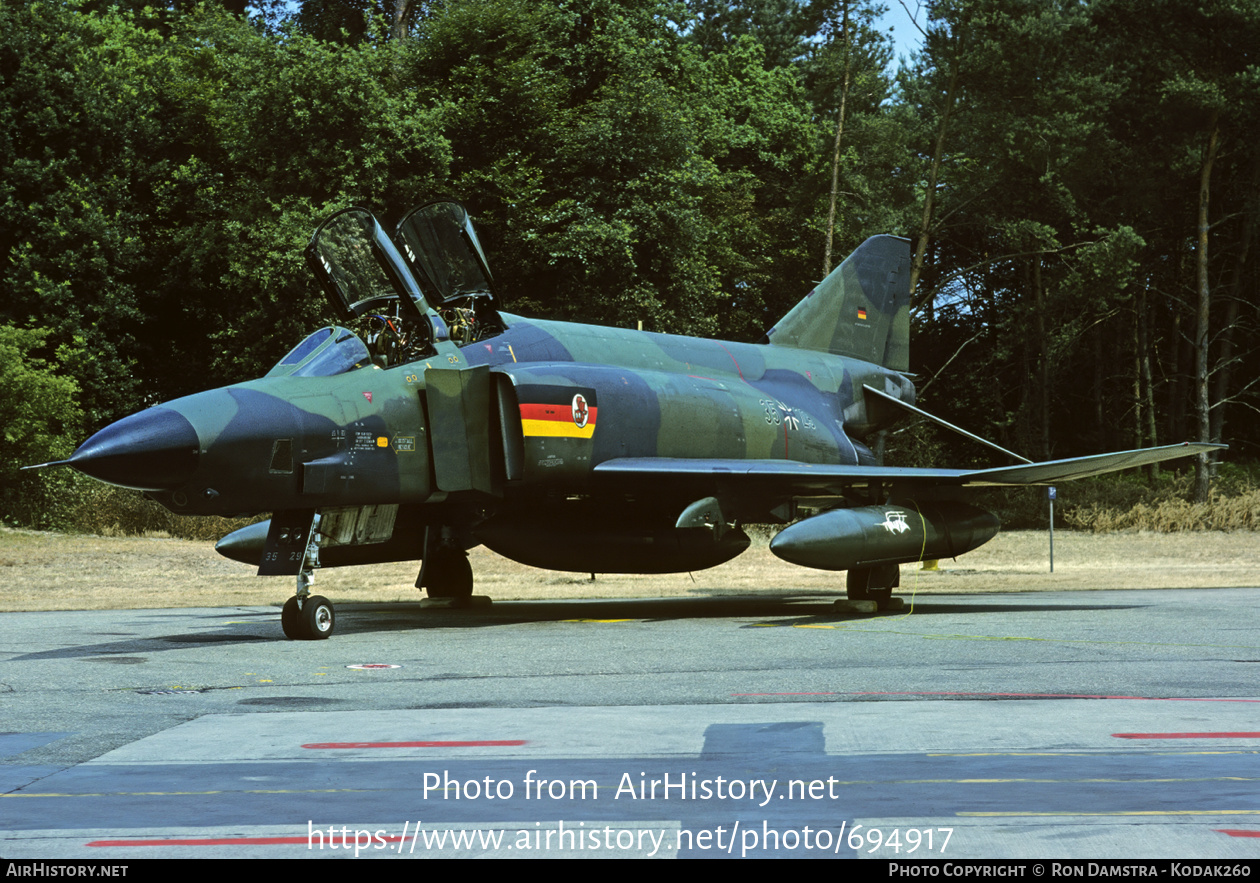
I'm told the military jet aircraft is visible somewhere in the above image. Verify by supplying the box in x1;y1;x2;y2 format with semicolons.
38;200;1223;639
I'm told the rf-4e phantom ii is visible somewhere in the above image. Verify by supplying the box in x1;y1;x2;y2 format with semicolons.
39;201;1223;639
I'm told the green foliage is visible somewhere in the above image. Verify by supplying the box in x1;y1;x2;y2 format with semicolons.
404;0;824;337
2;0;1258;536
62;482;257;540
0;325;84;528
969;466;1260;532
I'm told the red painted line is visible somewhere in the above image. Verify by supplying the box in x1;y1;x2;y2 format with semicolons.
518;403;597;422
302;740;527;749
1113;732;1260;740
882;691;1184;700
1217;830;1260;838
731;691;1260;702
716;342;745;381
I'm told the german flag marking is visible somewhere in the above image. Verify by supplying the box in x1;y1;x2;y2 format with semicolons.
520;394;597;439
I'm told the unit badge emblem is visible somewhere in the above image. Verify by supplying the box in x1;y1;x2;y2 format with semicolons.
880;511;910;534
572;394;590;429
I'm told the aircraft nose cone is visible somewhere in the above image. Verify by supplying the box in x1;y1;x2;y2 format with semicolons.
69;408;200;491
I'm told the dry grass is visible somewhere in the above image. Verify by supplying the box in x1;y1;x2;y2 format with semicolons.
2;526;1256;612
1066;489;1260;532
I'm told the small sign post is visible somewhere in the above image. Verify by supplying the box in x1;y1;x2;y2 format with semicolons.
1047;486;1057;573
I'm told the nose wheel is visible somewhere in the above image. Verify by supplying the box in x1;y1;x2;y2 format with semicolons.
281;594;336;639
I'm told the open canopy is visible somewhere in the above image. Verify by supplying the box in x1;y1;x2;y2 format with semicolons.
394;200;495;306
306;207;430;321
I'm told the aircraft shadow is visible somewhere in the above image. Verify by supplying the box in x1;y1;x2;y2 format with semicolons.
323;594;1147;636
9;596;1147;657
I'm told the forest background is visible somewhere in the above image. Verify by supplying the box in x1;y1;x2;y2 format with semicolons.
2;0;1258;535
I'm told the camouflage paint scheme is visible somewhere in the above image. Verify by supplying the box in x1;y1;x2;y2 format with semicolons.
51;202;1223;637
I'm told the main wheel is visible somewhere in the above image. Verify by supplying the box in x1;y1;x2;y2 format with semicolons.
846;564;899;609
425;549;474;599
281;596;307;640
302;595;335;639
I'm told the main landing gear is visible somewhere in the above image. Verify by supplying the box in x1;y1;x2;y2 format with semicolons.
413;525;474;602
846;563;900;611
419;545;474;600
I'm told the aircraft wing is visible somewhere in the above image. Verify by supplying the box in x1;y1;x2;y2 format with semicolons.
593;442;1226;497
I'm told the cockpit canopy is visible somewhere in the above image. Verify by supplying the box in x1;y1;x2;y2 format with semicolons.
303;200;503;364
306;207;426;321
395;200;495;305
306;200;495;320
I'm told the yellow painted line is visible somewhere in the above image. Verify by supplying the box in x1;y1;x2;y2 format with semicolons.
561;619;634;623
857;629;1259;650
760;622;1259;651
520;419;595;439
11;779;1259;800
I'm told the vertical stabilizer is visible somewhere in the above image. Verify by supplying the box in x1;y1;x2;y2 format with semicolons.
764;235;911;371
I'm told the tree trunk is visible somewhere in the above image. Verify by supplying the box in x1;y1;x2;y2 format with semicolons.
822;5;852;277
1137;286;1158;483
1210;154;1259;450
909;51;961;305
1193;115;1220;503
1167;310;1185;443
1093;326;1106;449
393;0;415;42
1132;305;1143;449
1032;254;1050;461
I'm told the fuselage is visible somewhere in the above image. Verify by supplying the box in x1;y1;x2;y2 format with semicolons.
69;312;915;523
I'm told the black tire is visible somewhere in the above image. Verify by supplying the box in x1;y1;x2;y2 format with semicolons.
302;595;335;639
425;549;474;599
846;564;899;608
281;596;307;640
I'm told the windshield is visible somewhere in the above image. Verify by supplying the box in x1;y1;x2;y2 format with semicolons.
266;326;372;378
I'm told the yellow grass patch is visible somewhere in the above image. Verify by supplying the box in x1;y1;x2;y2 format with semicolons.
1;526;1256;612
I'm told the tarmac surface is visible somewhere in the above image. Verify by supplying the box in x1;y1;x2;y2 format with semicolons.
2;587;1259;859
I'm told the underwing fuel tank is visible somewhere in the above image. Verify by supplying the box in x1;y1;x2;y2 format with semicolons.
769;502;1000;571
474;504;751;574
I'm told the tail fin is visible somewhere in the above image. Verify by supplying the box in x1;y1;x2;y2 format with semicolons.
764;235;912;371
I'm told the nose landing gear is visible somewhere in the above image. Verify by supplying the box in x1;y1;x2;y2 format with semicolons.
280;512;337;639
282;594;336;640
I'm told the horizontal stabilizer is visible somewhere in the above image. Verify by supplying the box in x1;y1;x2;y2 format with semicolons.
862;384;1031;464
